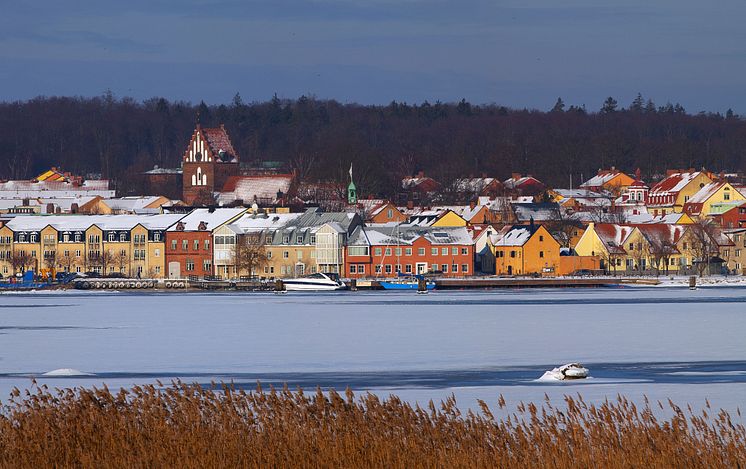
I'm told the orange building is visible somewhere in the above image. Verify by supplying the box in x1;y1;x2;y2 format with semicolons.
491;224;560;276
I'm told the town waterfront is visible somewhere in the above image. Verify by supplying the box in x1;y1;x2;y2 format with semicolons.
1;287;745;416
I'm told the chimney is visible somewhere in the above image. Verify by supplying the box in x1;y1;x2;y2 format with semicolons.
469;200;476;210
71;203;79;213
22;198;29;206
417;171;425;178
511;172;521;180
46;203;55;214
407;200;414;210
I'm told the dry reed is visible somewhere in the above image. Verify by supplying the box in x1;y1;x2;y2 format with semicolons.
0;380;743;468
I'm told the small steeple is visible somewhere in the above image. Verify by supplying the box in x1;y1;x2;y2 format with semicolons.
347;163;357;204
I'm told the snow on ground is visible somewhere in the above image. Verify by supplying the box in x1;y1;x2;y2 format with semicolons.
0;289;744;418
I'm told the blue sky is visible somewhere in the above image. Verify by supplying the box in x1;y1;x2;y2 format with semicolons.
1;0;745;112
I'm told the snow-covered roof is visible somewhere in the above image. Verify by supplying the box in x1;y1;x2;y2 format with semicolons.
166;208;246;232
650;171;708;196
229;212;302;233
103;196;167;212
686;182;732;205
579;170;630;189
0;179;115;198
5;214;185;232
512;203;561;222
490;225;544;247
217;175;293;205
350;225;473;247
626;213;687;224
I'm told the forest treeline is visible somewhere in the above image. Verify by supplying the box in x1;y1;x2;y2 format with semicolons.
1;92;745;197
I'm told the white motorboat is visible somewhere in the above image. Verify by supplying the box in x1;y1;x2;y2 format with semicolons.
282;272;346;291
540;363;590;381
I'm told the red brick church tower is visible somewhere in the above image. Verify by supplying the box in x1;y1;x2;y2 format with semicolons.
182;124;239;204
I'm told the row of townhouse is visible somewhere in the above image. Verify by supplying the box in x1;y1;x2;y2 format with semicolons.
0;214;183;278
574;222;736;275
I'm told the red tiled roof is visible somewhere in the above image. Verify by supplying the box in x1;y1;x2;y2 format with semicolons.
202;126;238;161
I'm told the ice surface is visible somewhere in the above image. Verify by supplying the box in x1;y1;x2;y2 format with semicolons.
0;288;744;417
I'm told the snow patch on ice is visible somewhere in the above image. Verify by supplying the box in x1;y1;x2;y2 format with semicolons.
42;368;94;377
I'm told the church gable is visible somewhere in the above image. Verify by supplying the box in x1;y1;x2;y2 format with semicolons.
183;124;238;164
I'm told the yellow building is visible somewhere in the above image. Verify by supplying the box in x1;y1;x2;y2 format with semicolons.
491;224;560;276
682;182;745;218
0;214;182;279
647;170;713;215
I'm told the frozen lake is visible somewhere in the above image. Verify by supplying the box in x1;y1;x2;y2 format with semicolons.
1;287;745;415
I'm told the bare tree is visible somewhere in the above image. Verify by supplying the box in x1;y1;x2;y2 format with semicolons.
290;152;318;181
689;219;720;277
59;250;77;273
42;250;57;277
114;250;130;275
645;230;676;276
233;233;269;279
10;251;31;275
544;208;581;248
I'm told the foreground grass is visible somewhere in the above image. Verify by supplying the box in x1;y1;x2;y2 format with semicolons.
0;381;743;468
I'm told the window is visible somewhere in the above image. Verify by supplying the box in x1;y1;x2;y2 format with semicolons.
310;235;316;244
452;247;458;255
737;249;741;257
171;240;177;250
462;264;469;273
119;233;126;242
350;265;357;274
452;264;458;272
155;266;161;274
441;248;448;255
283;235;290;243
297;250;303;259
629;243;634;251
30;234;37;243
405;248;412;256
418;248;425;256
405;264;412;273
75;250;81;257
724;188;731;201
108;233;115;242
395;248;402;257
375;248;382;256
431;263;438;272
395;264;401;273
441;264;448;273
387;208;393;219
296;235;303;244
510;250;516;258
264;266;269;274
283;251;289;259
203;260;212;271
357;265;365;274
154;248;160;258
683;242;688;250
431;248;438;255
75;234;82;242
267;251;273;259
385;264;392;273
539;251;544;258
270;266;274;274
63;234;70;242
348;246;369;256
375;265;382;274
385;248;392;256
182;240;188;250
461;247;468;255
186;259;195;271
194;240;199;250
154;232;161;242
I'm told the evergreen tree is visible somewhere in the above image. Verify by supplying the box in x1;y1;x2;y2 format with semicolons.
550;97;565;113
601;97;618;114
630;93;644;113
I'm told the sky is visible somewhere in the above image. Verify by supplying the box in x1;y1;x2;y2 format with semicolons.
1;0;746;112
